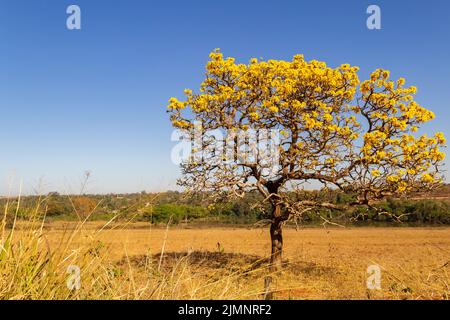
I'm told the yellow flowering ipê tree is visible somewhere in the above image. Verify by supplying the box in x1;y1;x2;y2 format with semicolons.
167;50;446;269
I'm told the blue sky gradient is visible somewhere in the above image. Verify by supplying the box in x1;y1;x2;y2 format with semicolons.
1;0;449;194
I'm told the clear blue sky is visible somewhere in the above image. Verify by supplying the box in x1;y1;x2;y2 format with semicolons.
0;0;449;195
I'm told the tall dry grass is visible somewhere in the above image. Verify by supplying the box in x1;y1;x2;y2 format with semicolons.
0;194;275;300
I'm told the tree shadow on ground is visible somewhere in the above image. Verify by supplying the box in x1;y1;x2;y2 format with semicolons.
119;251;334;276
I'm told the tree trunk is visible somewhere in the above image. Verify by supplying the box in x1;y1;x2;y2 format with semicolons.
270;204;283;270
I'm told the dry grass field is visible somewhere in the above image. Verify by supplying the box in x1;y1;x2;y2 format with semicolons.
6;221;448;300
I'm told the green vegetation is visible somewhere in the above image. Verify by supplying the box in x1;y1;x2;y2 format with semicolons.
1;185;450;226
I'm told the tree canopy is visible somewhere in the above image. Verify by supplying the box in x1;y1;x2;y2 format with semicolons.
168;50;446;217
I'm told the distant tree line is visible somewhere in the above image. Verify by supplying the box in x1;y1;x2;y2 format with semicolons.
1;185;450;226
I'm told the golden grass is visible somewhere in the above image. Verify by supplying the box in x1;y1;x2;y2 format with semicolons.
5;219;449;300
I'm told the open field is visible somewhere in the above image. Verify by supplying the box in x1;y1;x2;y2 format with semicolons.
9;222;449;300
